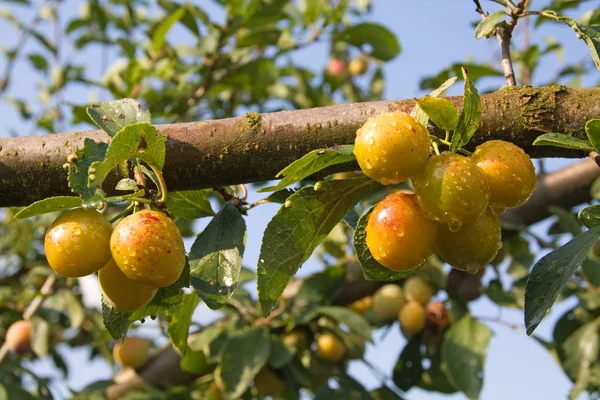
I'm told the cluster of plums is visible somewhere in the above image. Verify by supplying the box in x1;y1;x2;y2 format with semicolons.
350;275;439;338
354;111;536;274
43;208;186;312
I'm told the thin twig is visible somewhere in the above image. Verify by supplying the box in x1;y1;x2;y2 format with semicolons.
0;274;57;365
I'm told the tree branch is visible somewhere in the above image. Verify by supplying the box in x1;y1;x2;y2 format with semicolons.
0;86;599;207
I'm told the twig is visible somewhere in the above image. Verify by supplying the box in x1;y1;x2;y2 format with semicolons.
254;298;286;326
590;152;600;168
0;274;57;365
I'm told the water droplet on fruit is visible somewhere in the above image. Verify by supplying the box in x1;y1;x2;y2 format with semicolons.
364;159;373;169
448;220;462;232
74;228;81;236
129;251;137;257
368;137;375;145
389;121;397;127
371;122;377;128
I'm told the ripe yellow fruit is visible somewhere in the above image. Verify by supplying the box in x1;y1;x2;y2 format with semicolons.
110;210;185;288
348;57;368;75
471;140;536;208
254;367;286;397
412;152;490;227
366;193;438;272
44;208;112;277
5;320;32;354
282;330;308;353
403;276;435;305
348;296;373;315
99;259;158;312
372;284;406;321
354;112;431;184
113;337;149;368
435;206;502;274
316;333;346;364
399;301;426;338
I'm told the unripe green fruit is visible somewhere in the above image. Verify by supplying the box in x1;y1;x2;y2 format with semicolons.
99;258;158;312
354;112;431;185
412;152;490;228
366;193;438;272
399;301;426;338
316;333;346;364
348;57;368;75
45;208;112;277
110;210;185;288
403;276;435;305
372;284;406;321
471;140;536;208
435;206;502;274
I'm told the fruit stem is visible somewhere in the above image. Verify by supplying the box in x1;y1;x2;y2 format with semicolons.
109;202;135;224
431;135;474;156
148;163;168;204
444;130;450;142
432;141;441;156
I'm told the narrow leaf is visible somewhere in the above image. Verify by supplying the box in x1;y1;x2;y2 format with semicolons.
533;132;595;152
13;196;82;220
189;203;247;310
475;10;507;39
393;339;424;391
442;315;492;399
153;8;186;52
257;177;375;315
451;67;481;152
258;145;356;193
525;226;600;335
87;98;151;137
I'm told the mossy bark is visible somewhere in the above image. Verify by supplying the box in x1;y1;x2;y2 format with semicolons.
1;86;599;206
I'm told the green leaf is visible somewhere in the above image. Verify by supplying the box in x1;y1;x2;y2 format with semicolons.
89;122;166;191
450;67;481;152
393;339;423;391
413;97;459;131
217;326;271;398
257;177;375;315
341;23;401;61
166;190;215;219
548;205;581;235
167;292;201;355
189;204;247;310
474;10;507;39
13;196;82;220
102;298;132;339
268;336;296;369
411;77;458;127
63;290;85;328
152;7;186;52
354;206;420;281
586;119;600;151
258;146;356;193
27;53;48;72
304;306;372;340
532;132;595;152
525;226;600;335
442;315;492;400
237;27;282;48
562;322;599;400
130;261;190;321
87;99;151;137
30;316;50;357
543;12;600;72
294;265;346;307
582;258;600;287
578;205;600;229
68;139;108;200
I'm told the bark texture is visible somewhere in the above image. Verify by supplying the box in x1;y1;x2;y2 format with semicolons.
1;86;600;206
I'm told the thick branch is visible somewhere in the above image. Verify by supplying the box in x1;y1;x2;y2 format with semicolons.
1;86;599;207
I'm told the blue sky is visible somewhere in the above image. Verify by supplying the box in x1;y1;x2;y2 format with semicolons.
2;0;598;399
